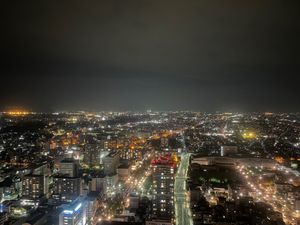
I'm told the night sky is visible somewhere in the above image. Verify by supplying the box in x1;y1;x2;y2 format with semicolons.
1;0;300;112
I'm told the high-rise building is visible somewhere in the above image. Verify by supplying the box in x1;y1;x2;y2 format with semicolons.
102;151;120;175
32;163;51;176
53;176;81;202
83;144;101;167
22;174;49;199
53;158;81;203
151;154;177;221
59;199;87;225
59;158;79;177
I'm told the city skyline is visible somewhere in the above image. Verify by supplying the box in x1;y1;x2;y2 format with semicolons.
1;1;300;224
1;111;300;225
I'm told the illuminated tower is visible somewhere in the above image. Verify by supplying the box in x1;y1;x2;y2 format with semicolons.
59;200;87;225
151;154;177;221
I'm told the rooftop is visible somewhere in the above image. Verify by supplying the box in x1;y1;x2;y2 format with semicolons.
151;154;177;167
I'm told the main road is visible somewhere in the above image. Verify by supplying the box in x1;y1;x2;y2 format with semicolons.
174;153;193;225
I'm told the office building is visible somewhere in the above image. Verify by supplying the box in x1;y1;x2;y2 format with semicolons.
53;176;81;202
59;199;87;225
59;158;79;177
22;174;49;199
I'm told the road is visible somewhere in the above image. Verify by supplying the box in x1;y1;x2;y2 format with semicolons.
174;153;193;225
278;165;300;177
237;164;299;225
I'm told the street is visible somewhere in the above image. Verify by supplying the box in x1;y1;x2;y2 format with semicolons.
174;153;193;225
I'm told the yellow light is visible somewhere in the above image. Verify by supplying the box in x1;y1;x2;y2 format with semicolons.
242;131;256;139
6;110;30;116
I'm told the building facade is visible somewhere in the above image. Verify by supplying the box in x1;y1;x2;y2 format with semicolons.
151;154;177;220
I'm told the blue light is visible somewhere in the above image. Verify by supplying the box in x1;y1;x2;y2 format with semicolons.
0;204;6;213
63;210;73;214
74;203;82;212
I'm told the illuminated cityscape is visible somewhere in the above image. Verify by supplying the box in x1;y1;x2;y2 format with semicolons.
1;0;300;225
0;111;299;225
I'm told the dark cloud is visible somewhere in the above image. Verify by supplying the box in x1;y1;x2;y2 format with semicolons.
1;0;300;111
